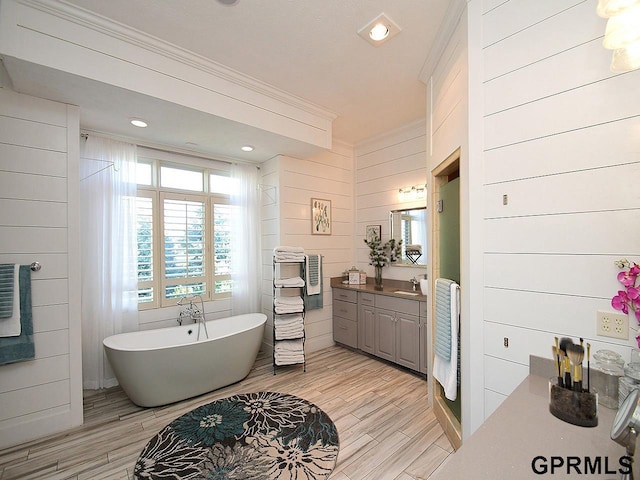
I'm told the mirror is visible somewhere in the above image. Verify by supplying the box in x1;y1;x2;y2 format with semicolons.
389;207;427;267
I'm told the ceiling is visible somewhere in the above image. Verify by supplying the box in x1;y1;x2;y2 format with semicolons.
2;0;451;162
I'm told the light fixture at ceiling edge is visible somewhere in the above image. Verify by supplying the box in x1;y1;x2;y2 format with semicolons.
597;0;640;72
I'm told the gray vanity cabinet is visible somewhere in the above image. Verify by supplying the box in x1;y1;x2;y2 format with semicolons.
332;289;358;348
375;295;421;371
333;286;427;374
395;311;420;371
419;302;428;374
374;308;396;362
358;293;375;354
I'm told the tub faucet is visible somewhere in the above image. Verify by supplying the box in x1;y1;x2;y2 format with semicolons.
176;296;209;340
410;277;419;291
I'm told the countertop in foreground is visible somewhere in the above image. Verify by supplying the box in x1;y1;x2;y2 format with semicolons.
430;373;632;479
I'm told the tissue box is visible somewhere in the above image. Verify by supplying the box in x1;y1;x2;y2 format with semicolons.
359;271;367;284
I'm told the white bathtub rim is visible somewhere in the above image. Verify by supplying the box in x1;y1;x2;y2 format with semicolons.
103;312;266;352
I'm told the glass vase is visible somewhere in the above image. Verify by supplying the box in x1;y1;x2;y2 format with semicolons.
374;265;383;290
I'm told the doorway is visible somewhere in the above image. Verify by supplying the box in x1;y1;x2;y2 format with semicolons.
431;149;462;449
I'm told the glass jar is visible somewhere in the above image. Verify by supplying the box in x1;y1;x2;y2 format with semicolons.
341;269;349;284
619;362;640;408
591;350;625;409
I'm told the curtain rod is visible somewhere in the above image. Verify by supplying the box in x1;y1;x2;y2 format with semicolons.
80;130;260;169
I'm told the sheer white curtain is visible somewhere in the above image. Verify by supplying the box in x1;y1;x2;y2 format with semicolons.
230;163;262;315
80;135;138;390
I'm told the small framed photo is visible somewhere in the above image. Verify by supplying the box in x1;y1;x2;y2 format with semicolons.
311;198;331;235
366;225;381;242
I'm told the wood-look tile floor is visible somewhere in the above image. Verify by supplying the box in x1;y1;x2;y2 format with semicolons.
0;345;453;480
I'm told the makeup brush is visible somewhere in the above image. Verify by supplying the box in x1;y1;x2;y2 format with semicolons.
587;343;591;393
559;338;574;389
559;337;573;354
554;337;563;388
553;346;564;388
567;343;585;392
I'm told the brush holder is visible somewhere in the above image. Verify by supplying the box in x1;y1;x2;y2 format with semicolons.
549;378;598;427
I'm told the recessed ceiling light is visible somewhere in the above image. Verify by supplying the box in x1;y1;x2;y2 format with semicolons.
369;23;390;41
358;13;401;47
241;145;254;152
130;118;148;128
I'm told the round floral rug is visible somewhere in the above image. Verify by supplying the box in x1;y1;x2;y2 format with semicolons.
134;391;339;480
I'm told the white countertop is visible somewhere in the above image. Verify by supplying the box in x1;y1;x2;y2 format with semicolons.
431;374;633;479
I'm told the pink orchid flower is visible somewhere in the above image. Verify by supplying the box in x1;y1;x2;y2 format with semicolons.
636;335;640;349
612;290;630;314
618;270;637;288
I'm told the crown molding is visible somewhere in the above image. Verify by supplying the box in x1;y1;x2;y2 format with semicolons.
419;0;468;84
17;0;338;122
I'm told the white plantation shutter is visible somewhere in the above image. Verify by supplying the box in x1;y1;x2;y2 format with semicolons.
161;194;207;301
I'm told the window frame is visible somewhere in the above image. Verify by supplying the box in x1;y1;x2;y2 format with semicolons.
136;189;159;310
136;157;232;309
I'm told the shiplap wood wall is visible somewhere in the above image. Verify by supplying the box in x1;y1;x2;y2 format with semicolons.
261;143;354;354
480;0;640;417
355;120;429;281
0;88;82;449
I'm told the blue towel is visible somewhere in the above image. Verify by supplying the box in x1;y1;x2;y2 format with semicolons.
0;264;15;318
0;266;35;365
434;278;455;361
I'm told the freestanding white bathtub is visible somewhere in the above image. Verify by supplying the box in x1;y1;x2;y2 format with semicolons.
103;313;266;407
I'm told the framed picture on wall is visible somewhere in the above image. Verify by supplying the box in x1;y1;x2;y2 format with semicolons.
311;198;331;235
366;225;381;243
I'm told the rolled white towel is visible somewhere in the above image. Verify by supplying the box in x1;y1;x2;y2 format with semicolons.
275;296;303;306
275;354;305;365
274;254;306;263
274;314;303;326
275;323;304;334
275;339;304;353
274;276;305;287
274;246;305;254
275;328;304;340
275;306;303;314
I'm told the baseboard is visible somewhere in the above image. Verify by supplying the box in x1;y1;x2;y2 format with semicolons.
0;405;75;449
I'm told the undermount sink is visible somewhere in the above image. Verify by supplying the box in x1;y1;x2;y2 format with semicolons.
393;290;420;296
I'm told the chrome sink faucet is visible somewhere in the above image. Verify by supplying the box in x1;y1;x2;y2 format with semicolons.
410;277;419;291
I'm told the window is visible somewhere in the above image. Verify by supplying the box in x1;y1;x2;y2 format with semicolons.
136;192;155;304
136;159;232;309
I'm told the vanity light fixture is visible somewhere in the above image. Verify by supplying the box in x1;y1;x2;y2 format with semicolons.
241;145;254;152
358;13;401;47
398;184;426;202
130;118;148;128
597;0;640;72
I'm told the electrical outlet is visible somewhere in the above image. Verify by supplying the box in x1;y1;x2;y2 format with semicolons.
596;310;629;339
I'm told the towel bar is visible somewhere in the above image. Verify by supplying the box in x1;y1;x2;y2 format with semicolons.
30;262;41;272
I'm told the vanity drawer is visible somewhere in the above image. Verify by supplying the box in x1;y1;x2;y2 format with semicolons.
333;299;357;320
333;288;358;303
333;316;357;348
376;295;420;316
359;292;375;306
